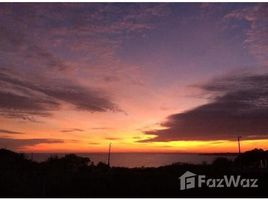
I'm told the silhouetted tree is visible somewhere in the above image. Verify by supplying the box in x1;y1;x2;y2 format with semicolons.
235;148;268;168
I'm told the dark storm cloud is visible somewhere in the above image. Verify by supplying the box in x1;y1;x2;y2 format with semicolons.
0;137;64;149
0;69;119;119
142;72;268;142
0;129;23;134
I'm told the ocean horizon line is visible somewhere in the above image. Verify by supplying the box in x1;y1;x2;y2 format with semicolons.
20;151;240;155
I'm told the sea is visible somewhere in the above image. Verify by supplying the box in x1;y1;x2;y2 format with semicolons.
25;153;237;168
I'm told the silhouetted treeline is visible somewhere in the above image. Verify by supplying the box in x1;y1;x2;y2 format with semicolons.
0;148;268;197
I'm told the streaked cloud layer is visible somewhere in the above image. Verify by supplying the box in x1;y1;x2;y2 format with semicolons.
0;69;119;120
0;137;64;149
0;129;23;134
0;3;268;152
143;72;268;141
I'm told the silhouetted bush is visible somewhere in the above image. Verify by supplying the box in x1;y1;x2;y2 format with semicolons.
212;157;233;169
235;148;268;168
0;148;268;197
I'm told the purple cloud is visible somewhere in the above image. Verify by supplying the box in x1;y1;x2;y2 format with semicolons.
0;69;119;120
0;137;64;150
141;72;268;142
225;4;268;65
0;129;23;134
61;129;84;133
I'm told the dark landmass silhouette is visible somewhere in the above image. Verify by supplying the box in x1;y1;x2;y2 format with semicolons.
0;148;268;197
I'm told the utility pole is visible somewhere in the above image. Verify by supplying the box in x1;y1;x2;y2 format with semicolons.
237;136;241;154
107;142;111;167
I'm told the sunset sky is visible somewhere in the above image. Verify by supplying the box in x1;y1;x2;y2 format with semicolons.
1;3;268;153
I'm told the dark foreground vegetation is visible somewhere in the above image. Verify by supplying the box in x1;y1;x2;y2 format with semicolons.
0;148;268;197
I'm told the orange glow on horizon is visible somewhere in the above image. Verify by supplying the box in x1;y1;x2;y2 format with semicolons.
19;138;268;153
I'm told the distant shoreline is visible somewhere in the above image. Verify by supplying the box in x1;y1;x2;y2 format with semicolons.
199;153;239;156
